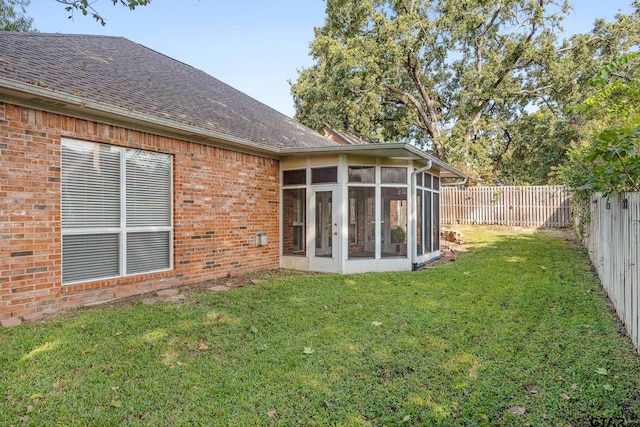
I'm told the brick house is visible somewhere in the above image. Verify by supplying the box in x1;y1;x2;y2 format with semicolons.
0;33;465;321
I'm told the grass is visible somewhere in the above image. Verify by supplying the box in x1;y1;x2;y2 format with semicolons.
2;227;640;426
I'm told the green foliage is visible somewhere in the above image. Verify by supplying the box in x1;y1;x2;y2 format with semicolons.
293;1;640;184
293;0;572;162
489;108;579;185
0;0;34;31
558;51;640;198
390;225;406;243
3;228;640;425
55;0;150;26
584;125;640;195
0;0;151;30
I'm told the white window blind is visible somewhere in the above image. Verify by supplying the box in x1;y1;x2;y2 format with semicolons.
62;234;119;283
61;140;120;228
61;138;173;284
127;231;171;275
125;149;172;227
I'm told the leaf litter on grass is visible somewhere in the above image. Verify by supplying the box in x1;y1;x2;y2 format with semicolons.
3;227;640;426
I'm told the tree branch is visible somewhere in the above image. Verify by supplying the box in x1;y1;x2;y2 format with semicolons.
556;36;606;54
382;77;444;158
403;56;446;157
507;85;555;96
615;151;640;191
466;8;540;139
55;0;150;26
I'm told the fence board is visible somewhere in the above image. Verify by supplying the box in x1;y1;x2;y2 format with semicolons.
441;186;572;228
583;192;640;353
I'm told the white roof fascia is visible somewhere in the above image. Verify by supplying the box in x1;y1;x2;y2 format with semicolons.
0;78;281;158
2;78;466;180
281;143;467;180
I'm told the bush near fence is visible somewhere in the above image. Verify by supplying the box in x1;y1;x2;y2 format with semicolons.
441;186;572;228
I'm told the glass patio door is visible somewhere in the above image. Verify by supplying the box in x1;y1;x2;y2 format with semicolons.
315;191;333;257
309;187;339;272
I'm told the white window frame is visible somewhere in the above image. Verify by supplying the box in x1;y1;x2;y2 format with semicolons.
292;189;305;253
61;138;173;285
281;168;308;257
379;167;409;259
415;172;440;255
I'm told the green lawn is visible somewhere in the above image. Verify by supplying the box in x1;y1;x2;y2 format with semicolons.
2;227;640;426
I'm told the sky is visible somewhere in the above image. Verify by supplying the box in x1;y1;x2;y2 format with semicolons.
24;0;635;119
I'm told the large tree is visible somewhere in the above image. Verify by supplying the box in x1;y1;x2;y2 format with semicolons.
1;0;34;31
292;0;640;183
558;52;640;195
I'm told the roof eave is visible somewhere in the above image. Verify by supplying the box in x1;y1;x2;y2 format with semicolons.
1;78;467;180
0;78;281;159
281;143;467;180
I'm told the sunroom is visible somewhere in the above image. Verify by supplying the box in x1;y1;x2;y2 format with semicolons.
279;143;467;274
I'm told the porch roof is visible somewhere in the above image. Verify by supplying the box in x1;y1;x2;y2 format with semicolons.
280;143;467;180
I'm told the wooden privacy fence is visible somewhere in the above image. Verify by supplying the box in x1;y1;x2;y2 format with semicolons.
441;185;572;228
583;192;640;352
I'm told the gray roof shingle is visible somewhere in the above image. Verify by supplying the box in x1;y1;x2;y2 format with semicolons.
0;32;336;150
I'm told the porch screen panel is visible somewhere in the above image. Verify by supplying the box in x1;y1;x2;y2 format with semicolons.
424;191;432;253
382;187;408;258
433;192;440;251
416;188;423;256
283;189;306;256
283;169;306;186
381;167;407;184
311;167;338;184
348;187;375;259
424;174;432;189
348;166;375;183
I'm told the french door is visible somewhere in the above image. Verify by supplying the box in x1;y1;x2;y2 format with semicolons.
309;187;339;272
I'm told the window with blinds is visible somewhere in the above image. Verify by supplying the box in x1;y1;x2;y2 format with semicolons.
61;138;173;284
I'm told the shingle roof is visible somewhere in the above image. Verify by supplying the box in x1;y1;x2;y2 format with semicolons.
0;32;336;150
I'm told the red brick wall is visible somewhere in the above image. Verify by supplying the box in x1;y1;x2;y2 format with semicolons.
0;102;280;320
